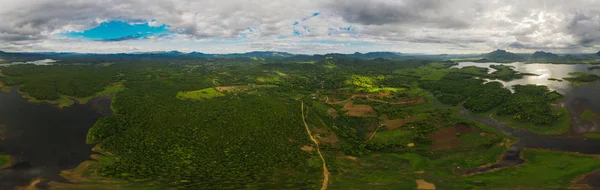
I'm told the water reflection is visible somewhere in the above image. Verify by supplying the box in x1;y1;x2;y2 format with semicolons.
453;62;600;94
0;59;57;67
454;62;600;112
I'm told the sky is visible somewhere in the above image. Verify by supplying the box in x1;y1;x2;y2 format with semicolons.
0;0;600;54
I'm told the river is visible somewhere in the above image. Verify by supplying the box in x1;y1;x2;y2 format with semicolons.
0;87;110;189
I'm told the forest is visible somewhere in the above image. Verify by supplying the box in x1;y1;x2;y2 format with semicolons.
0;64;119;100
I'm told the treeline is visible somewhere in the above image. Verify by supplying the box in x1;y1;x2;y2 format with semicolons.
421;72;510;109
421;69;564;125
564;72;600;83
497;85;563;125
0;65;119;100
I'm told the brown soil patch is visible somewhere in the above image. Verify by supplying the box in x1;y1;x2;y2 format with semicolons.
326;97;339;104
427;124;474;151
391;97;424;105
327;108;339;118
416;179;436;190
383;116;414;130
314;128;340;147
342;101;377;117
216;86;249;93
378;91;392;98
301;145;314;152
15;178;42;190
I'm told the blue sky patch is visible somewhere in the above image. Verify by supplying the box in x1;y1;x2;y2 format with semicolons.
292;12;321;36
340;26;353;32
64;20;172;41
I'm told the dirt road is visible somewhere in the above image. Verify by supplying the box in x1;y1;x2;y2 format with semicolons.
301;101;329;190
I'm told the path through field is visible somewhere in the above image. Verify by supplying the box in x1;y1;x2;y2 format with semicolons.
301;101;329;190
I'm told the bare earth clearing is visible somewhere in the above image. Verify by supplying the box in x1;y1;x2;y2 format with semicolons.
342;101;377;117
427;124;474;151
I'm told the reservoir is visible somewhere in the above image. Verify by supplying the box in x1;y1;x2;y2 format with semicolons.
0;87;109;189
453;62;600;133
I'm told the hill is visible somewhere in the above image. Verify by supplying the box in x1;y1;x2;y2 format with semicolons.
222;51;295;58
484;49;525;62
530;51;559;59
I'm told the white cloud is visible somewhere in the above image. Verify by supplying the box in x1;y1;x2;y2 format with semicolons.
0;0;599;54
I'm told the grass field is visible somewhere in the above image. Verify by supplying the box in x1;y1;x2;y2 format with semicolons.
0;81;11;92
15;82;126;108
331;148;600;189
76;83;126;104
580;109;597;121
50;145;161;189
0;154;13;168
465;149;600;188
24;94;74;108
371;130;411;145
584;133;600;138
494;107;570;135
329;153;419;190
176;88;224;100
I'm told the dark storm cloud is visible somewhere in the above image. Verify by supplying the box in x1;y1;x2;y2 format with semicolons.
328;0;470;28
566;13;600;47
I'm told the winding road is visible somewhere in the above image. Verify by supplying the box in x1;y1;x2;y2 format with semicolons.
301;101;329;190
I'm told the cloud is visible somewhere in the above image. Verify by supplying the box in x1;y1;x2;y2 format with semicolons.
0;0;600;54
326;0;471;28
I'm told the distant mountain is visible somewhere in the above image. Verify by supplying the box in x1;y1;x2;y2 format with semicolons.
484;49;525;62
596;51;600;56
223;51;295;58
530;51;559;59
485;49;516;58
353;52;403;59
321;52;404;60
187;52;208;57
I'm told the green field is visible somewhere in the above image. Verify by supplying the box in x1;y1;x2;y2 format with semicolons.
584;133;600;139
0;154;13;168
581;109;597;121
176;88;224;100
466;149;600;188
76;83;126;104
494;107;570;135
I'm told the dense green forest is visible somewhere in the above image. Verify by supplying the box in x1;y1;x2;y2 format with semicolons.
0;65;119;100
0;56;596;189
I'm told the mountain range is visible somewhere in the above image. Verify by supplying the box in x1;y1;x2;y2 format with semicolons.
0;49;599;63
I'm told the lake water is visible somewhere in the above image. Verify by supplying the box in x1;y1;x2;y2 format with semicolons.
0;59;57;67
454;62;600;108
453;62;600;94
0;87;110;189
